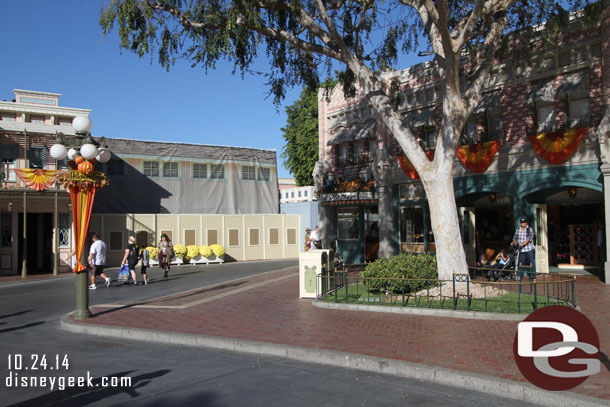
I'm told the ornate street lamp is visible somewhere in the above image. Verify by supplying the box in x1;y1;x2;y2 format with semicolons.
50;115;110;320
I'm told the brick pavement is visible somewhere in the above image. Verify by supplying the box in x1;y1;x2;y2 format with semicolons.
80;268;610;402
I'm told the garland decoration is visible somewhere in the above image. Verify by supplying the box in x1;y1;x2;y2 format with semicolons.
456;140;500;173
14;169;58;191
527;127;587;165
398;150;434;180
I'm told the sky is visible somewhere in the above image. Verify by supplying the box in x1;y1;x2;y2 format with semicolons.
1;0;306;178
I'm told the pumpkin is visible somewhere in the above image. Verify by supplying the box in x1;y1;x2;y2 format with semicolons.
77;160;94;175
75;156;84;164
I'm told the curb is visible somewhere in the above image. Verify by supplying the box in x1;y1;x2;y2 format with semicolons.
61;314;609;407
312;300;528;321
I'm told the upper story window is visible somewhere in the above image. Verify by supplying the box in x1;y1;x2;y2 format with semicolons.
163;162;179;178
193;163;207;179
536;104;556;133
368;140;377;162
304;190;308;197
106;159;124;176
242;165;256;180
0;144;17;182
1;113;15;122
423;127;437;151
57;117;72;126
337;144;350;167
258;167;270;182
569;98;589;128
210;164;225;179
29;115;45;124
143;161;159;177
29;146;46;169
298;191;302;198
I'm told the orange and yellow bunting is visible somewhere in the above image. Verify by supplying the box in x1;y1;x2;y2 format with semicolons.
14;169;57;191
70;186;97;272
527;127;587;165
398;150;434;180
456;140;500;173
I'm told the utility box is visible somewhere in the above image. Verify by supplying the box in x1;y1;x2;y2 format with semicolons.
299;249;334;298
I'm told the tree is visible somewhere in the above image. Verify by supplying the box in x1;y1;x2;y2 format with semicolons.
280;86;319;186
100;0;598;279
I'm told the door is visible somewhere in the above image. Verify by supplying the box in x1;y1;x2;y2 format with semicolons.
460;207;476;266
534;204;548;274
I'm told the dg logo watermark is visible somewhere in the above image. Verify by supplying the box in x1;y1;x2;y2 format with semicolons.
513;306;600;391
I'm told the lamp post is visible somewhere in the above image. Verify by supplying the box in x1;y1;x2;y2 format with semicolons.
50;116;110;320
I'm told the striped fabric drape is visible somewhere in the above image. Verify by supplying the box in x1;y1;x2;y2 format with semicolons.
69;186;97;272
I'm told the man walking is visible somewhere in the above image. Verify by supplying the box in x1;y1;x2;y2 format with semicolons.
511;218;536;281
88;233;110;289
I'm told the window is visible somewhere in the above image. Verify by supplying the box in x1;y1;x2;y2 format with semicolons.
211;164;224;179
354;143;364;164
143;161;159;177
462;122;478;145
161;230;173;242
569;98;590;128
399;206;434;244
486;113;502;141
207;229;218;245
106;159;124;176
338;145;349;167
298;191;301;198
286;228;297;245
304;190;308;197
0;145;17;182
368;140;377;161
258;167;270;182
136;231;149;248
109;231;123;251
269;228;279;245
242;165;256;180
291;192;294;198
59;213;70;248
249;228;260;246
1;113;15;122
163;162;179;178
228;229;239;247
193;163;207;179
184;230;196;246
423;128;437;151
29;115;44;124
29;146;46;169
337;207;358;240
537;104;556;132
0;213;12;248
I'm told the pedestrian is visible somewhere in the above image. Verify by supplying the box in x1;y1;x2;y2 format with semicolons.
157;233;174;278
304;228;311;251
140;246;150;285
120;236;140;285
88;233;110;289
489;248;510;281
510;217;536;281
309;225;321;249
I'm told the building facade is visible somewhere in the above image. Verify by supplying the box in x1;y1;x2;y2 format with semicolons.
316;6;610;279
0;89;288;275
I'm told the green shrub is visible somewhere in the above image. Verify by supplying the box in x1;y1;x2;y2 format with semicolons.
360;253;438;293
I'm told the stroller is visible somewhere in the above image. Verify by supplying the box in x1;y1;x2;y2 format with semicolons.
490;246;522;282
331;240;345;271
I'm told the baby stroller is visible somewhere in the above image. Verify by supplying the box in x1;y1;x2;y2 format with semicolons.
331;240;345;271
491;246;522;282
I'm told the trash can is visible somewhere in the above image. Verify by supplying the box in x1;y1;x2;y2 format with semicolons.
299;249;333;299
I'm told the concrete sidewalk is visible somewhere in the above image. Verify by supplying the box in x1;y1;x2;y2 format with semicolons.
62;267;610;407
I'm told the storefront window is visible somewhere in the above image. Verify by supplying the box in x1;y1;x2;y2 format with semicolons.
337;207;358;240
399;206;434;244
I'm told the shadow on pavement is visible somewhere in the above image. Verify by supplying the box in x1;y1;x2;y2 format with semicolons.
0;310;34;320
0;321;45;334
601;352;610;373
157;281;248;302
6;369;172;407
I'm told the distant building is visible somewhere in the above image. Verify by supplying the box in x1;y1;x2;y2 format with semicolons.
278;177;317;204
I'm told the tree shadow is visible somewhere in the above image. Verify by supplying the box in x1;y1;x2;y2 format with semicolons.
600;352;610;373
0;321;45;334
0;310;34;320
157;281;247;302
6;369;172;407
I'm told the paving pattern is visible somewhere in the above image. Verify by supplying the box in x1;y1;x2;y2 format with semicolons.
80;268;610;401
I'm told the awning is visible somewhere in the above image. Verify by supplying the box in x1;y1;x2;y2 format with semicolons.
327;126;360;146
556;70;588;99
473;92;501;114
411;108;435;128
354;120;376;141
525;77;555;104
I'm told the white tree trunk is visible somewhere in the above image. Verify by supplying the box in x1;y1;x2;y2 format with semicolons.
421;171;469;281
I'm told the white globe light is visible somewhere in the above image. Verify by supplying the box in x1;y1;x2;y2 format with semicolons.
72;115;92;133
96;148;111;163
50;144;67;160
67;148;78;160
80;143;98;160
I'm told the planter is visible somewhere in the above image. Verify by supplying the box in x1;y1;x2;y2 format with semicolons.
190;254;224;264
149;258;159;266
170;256;185;265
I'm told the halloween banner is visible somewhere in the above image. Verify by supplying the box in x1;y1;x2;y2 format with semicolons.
14;169;58;191
398;150;434;180
69;185;96;272
456;140;500;173
527;127;587;165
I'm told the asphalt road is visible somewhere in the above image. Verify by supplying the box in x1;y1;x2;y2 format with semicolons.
0;260;539;407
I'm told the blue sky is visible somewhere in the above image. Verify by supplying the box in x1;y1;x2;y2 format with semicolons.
1;0;305;178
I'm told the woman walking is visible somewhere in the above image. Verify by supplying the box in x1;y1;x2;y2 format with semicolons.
157;233;174;278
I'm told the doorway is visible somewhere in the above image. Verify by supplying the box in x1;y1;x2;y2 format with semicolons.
18;213;53;274
364;206;379;262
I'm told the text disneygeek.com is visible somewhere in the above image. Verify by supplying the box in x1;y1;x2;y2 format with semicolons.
4;354;131;391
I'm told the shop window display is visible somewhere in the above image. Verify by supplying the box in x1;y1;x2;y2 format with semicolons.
337;207;358;240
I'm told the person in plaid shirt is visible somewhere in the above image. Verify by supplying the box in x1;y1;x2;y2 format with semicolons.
511;217;536;280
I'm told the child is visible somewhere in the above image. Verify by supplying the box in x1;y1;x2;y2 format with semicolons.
490;248;510;281
140;246;150;285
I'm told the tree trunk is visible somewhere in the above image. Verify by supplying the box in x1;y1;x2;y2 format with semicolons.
421;172;469;280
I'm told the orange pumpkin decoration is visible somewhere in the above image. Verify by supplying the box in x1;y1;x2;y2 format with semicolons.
77;160;94;175
75;156;84;164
